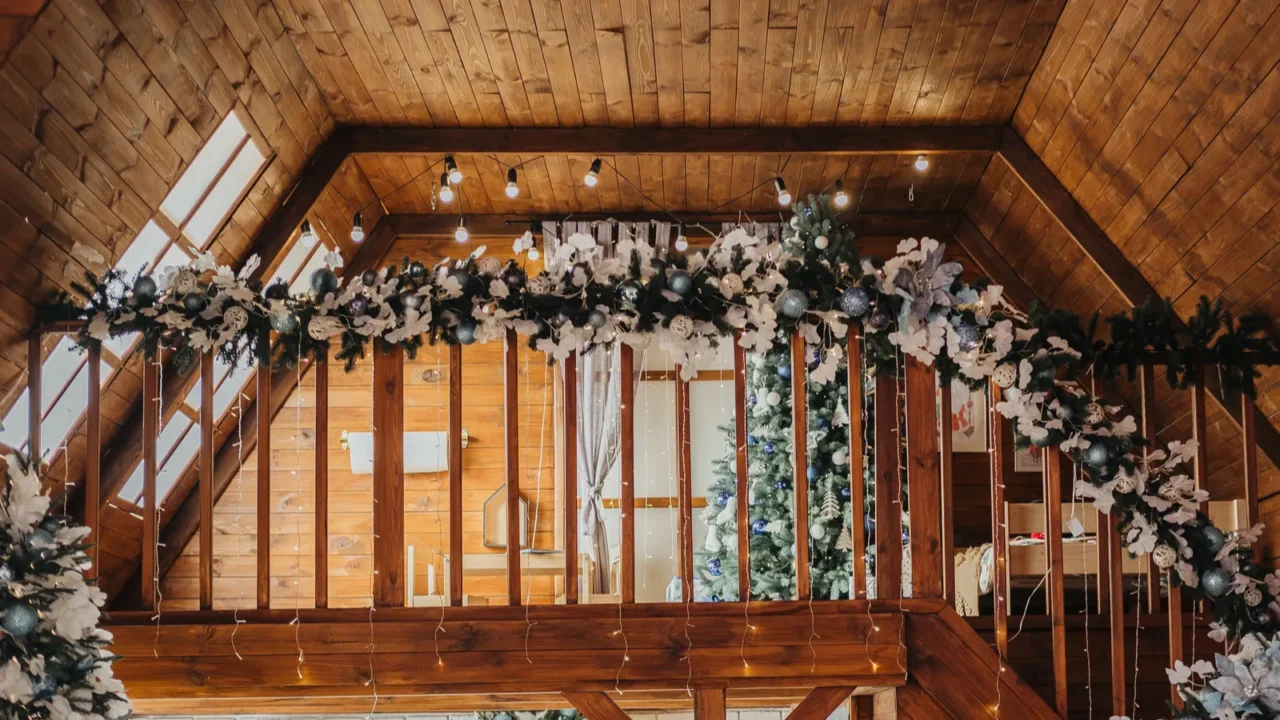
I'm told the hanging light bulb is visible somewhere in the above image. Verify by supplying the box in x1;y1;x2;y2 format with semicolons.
439;173;453;203
774;177;791;206
584;158;602;187
350;212;364;243
914;154;930;172
528;245;540;261
505;167;519;198
455;217;468;243
673;223;688;252
445;155;462;184
300;219;317;248
833;180;849;208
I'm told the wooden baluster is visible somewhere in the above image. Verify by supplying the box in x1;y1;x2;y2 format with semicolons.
448;345;463;607
256;330;271;609
564;353;579;604
620;345;636;603
27;334;40;462
733;340;750;600
1191;363;1209;513
141;356;158;611
504;330;521;605
373;343;405;607
791;333;810;601
938;371;954;606
1243;390;1260;563
676;366;693;602
873;370;901;601
1139;363;1162;612
847;333;866;600
989;382;1009;657
199;351;214;610
905;358;942;598
1043;447;1068;718
1108;510;1126;716
85;346;101;580
314;350;329;609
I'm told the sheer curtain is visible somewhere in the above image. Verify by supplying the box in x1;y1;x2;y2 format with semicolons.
576;345;621;593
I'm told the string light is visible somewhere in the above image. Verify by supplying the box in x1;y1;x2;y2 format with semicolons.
300;220;317;248
505;167;519;199
584;158;602;187
350;212;364;243
673;224;688;252
914;155;929;172
833;180;849;208
455;217;468;243
444;155;462;184
774;177;791;206
438;174;454;203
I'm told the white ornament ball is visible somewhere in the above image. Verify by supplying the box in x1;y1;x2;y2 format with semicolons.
766;391;782;407
307;315;342;341
1244;586;1264;607
478;256;502;275
811;523;826;541
1084;402;1105;425
1152;543;1177;569
223;305;249;332
814;235;829;250
1113;469;1136;494
789;216;801;229
528;275;553;295
719;273;745;298
991;363;1017;389
668;315;694;339
832;450;848;466
1157;482;1181;501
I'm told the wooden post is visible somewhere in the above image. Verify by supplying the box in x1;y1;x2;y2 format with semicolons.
1191;364;1209;511
1140;363;1162;612
694;688;726;720
27;335;40;461
314;350;329;609
848;333;866;599
1108;511;1126;717
989;382;1009;657
141;356;158;611
938;371;954;605
199;351;214;610
85;346;100;579
1243;392;1260;562
448;345;464;607
504;330;521;605
873;371;901;600
620;345;636;603
373;344;405;607
733;340;751;600
675;367;693;602
791;332;810;601
1043;447;1068;718
564;354;579;604
904;357;942;598
256;330;271;609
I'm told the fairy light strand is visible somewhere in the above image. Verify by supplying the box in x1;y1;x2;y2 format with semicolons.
292;344;304;678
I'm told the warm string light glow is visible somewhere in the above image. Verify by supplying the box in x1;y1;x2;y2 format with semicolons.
300;220;317;248
833;179;849;208
506;167;520;199
230;382;247;660
584;158;601;187
774;177;791;206
438;174;454;203
1132;574;1143;718
455;217;469;243
350;212;364;243
151;353;165;656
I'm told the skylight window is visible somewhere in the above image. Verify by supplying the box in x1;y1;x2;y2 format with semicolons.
160;113;247;226
183;141;266;248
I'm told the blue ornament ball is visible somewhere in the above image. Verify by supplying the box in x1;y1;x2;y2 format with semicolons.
764;441;776;454
32;674;55;698
778;288;809;318
455;320;477;345
955;322;983;351
747;393;757;407
806;466;819;483
269;312;298;333
751;518;768;536
747;434;757;446
2;603;38;637
777;363;792;379
1201;525;1227;554
840;485;851;499
817;417;829;429
667;270;694;297
716;491;731;507
774;479;790;490
1201;567;1231;597
707;558;722;576
711;594;723;602
838;287;871;317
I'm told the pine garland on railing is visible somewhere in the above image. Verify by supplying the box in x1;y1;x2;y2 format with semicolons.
34;194;1280;713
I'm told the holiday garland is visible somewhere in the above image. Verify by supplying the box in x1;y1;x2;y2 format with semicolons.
0;455;130;720
36;194;1280;715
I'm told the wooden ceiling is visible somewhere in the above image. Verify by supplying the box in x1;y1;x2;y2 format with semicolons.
276;0;1063;129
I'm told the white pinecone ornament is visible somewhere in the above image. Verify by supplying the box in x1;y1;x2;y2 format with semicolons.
1245;586;1264;607
1084;402;1105;425
991;363;1017;389
1152;543;1177;569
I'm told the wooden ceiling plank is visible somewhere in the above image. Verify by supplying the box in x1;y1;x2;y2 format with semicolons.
377;0;462;125
685;153;710;211
550;0;609;125
908;0;976;123
1185;201;1280;319
734;0;768;125
661;154;686;212
885;0;944;124
436;0;512;125
707;18;738;126
469;0;544;126
779;0;826;127
933;0;1009;123
834;0;887;124
760;26;797;129
651;0;685;127
272;0;356;123
1010;0;1094;133
527;24;584;126
611;154;645;210
983;0;1066;124
679;0;710;126
637;153;664;211
957;0;1037;124
808;25;850;125
541;154;582;211
618;0;659;124
592;0;637;126
858;0;914;126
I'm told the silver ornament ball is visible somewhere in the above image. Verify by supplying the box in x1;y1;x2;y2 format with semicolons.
667;270;694;297
813;235;829;250
778;288;809;319
2;603;38;637
1201;567;1231;597
838;287;871;318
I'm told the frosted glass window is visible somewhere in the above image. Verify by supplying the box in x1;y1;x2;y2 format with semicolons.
271;232;314;288
39;364;89;458
40;338;84;413
214;357;253;418
290;245;328;294
157;416;190;464
115;416;191;502
183;142;265;248
157;428;201;499
112;221;170;280
118;466;143;505
160;113;247;225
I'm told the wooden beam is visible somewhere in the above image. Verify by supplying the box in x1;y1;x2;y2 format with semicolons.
874;372;901;600
351;126;1004;155
952;218;1037;312
140;357;158;612
1139;363;1162;612
848;333;867;600
791;332;810;601
675;367;693;602
255;331;271;610
504;329;521;605
563;354;578;603
1042;447;1067;718
85;346;100;578
449;344;463;607
784;688;856;720
620;344;636;603
1244;391;1260;562
198;351;214;611
905;358;942;598
1192;364;1210;512
314;350;328;609
989;382;1009;657
733;339;751;600
565;692;631;720
938;371;954;606
27;334;39;461
694;688;726;720
1108;511;1126;717
373;343;405;607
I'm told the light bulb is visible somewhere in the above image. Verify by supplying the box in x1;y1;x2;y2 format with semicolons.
584;158;601;187
439;173;453;203
833;180;849;208
528;247;540;261
774;177;791;206
445;155;462;184
350;212;364;243
299;220;316;248
455;218;468;242
674;224;688;252
914;154;929;172
505;167;519;198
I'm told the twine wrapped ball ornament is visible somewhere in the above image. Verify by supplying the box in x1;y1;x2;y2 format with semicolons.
1084;402;1106;425
1152;543;1177;569
991;363;1018;389
668;315;694;339
1245;585;1264;607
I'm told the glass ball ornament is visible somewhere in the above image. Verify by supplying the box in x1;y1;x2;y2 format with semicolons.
309;267;339;296
182;294;207;313
1083;442;1110;467
811;522;826;541
618;280;641;306
716;491;731;507
711;594;723;602
1251;606;1272;626
774;479;790;490
955;322;983;351
269;312;298;333
502;267;527;290
789;216;801;229
838;287;871;317
346;296;369;316
806;466;819;483
751;518;769;535
360;269;379;287
667;269;694;297
868;308;892;332
746;434;757;445
1152;543;1177;569
707;557;722;576
548;309;571;329
2;602;39;637
1200;525;1227;554
1201;567;1231;597
132;275;157;300
455;320;477;345
813;235;829;250
991;363;1017;389
587;310;608;329
778;288;809;318
447;268;472;292
840;485;851;499
747;394;757;407
777;363;792;379
31;674;55;698
265;282;291;300
766;391;782;406
408;261;428;282
764;441;776;454
832;450;848;466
